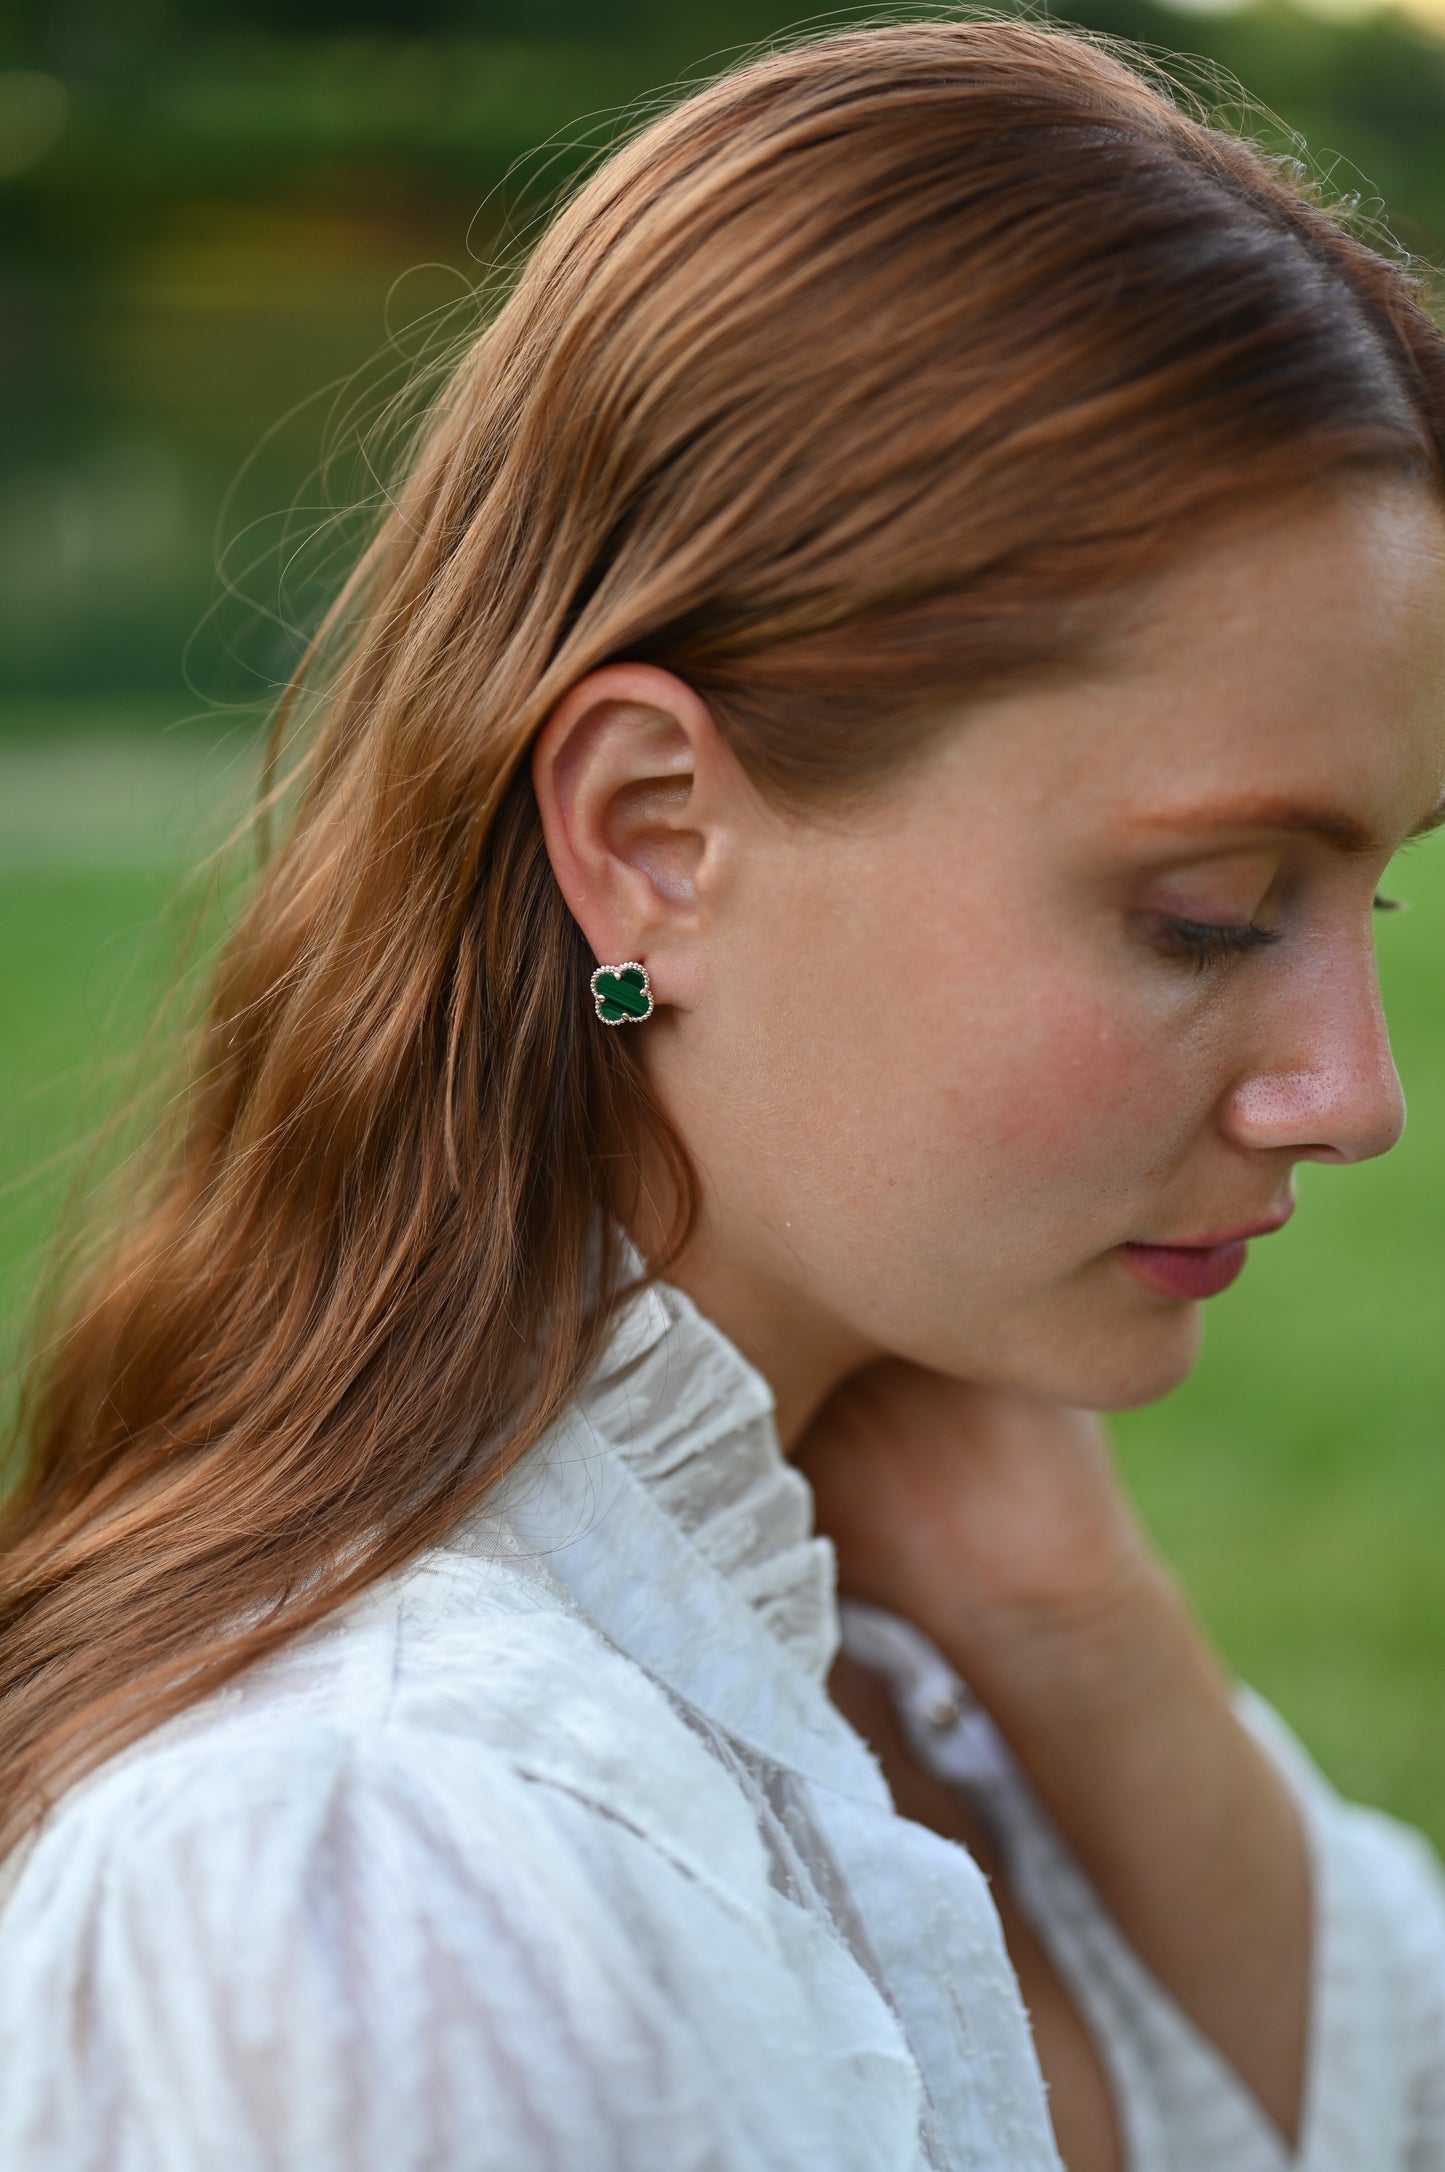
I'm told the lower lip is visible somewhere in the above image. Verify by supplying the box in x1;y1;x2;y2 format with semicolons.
1117;1240;1249;1300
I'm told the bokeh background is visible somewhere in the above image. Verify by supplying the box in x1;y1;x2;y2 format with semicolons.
4;0;1445;1841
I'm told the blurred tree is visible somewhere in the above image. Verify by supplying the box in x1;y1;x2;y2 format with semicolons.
3;0;1444;708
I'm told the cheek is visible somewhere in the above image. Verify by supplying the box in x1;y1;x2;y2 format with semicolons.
720;853;1220;1279
878;965;1212;1242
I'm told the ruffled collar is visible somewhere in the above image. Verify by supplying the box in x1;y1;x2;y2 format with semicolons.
490;1249;886;1800
582;1267;843;1683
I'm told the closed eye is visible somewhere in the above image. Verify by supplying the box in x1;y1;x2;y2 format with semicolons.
1152;891;1406;973
1153;916;1281;971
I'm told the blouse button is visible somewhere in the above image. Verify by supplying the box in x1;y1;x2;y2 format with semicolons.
919;1681;968;1731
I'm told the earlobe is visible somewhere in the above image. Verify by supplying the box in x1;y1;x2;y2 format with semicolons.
530;663;727;1007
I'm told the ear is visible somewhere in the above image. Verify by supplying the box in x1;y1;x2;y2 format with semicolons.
530;663;741;1011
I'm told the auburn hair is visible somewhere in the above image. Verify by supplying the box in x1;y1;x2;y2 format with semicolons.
3;14;1445;1854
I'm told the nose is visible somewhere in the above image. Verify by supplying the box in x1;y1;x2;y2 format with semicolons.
1221;940;1406;1166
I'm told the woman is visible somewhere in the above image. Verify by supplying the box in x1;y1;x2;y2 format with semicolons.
2;16;1444;2169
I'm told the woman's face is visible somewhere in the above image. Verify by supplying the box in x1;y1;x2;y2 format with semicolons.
632;481;1445;1417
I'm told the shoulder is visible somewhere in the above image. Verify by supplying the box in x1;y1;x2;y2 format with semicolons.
1234;1679;1445;1936
6;1535;772;1930
1233;1681;1445;2111
0;1725;740;2170
0;1539;795;2046
0;1552;910;2171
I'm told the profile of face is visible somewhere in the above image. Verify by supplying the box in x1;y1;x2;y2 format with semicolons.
533;480;1445;1432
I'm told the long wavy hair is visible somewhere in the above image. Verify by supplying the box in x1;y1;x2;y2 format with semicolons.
3;14;1445;1855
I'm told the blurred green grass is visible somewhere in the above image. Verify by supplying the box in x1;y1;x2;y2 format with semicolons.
1;730;1443;1851
0;863;186;1339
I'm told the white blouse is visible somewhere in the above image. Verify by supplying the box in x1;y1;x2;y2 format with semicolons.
2;1267;1443;2170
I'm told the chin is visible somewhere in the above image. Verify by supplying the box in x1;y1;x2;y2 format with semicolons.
1020;1302;1204;1413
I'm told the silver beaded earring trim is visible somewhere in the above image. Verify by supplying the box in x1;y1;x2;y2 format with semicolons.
591;960;654;1025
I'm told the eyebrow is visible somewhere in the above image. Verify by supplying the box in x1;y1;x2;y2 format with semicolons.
1128;790;1445;857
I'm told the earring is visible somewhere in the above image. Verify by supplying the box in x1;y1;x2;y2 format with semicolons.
591;960;654;1025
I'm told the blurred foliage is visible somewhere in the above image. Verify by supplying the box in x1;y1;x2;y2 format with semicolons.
3;0;1445;709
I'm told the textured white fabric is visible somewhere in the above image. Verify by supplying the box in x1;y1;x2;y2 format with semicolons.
1;1264;1442;2170
839;1598;1445;2170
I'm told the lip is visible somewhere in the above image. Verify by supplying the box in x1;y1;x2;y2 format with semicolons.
1117;1240;1250;1300
1116;1205;1293;1302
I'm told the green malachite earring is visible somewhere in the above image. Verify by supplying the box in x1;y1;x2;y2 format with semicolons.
591;960;654;1025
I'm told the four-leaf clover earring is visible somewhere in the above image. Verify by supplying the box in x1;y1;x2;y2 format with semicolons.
591;960;654;1025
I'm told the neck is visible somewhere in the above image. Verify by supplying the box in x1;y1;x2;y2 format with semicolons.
622;1173;878;1454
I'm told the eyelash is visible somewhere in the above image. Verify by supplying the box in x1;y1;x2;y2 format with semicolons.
1158;894;1403;972
1157;916;1280;972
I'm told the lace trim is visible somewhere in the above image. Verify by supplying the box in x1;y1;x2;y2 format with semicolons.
577;1267;842;1685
